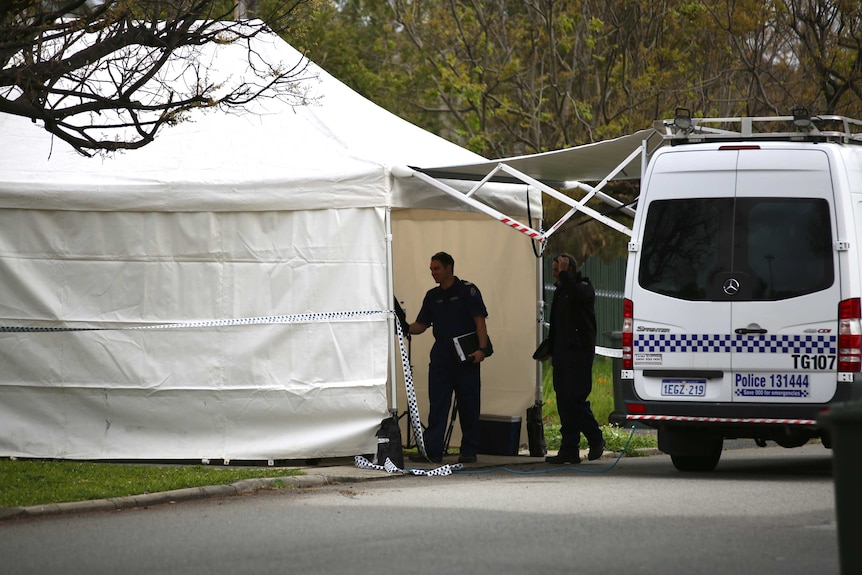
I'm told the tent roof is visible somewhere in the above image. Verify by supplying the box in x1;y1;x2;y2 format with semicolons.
0;28;522;213
416;128;663;187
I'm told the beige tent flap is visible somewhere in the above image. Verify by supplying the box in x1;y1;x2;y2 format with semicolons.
392;210;541;450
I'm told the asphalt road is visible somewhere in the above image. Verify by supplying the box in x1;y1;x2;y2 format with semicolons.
1;443;839;575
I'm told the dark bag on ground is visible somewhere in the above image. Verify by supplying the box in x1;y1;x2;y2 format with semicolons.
526;400;547;456
532;338;551;361
374;415;404;468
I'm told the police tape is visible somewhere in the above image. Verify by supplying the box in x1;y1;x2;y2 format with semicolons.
628;414;818;426
1;308;497;474
0;310;389;332
354;455;463;476
596;345;622;358
394;317;427;458
353;317;466;476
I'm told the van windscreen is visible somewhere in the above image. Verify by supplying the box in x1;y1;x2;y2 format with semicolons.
638;197;833;301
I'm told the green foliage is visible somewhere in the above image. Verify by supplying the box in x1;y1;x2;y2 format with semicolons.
541;355;614;425
0;460;302;508
293;0;862;164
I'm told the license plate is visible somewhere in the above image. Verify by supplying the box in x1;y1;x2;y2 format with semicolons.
661;379;707;397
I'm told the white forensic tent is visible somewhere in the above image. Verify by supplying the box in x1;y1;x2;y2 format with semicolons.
0;29;541;461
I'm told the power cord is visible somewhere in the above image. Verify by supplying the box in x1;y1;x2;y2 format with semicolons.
455;422;640;475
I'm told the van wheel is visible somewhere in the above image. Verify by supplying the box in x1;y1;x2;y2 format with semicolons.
658;427;723;472
773;434;809;448
671;450;722;472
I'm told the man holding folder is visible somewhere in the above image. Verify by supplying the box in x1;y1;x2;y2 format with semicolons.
408;251;490;464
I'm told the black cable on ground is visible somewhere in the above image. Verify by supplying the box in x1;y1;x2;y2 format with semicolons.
455;422;640;475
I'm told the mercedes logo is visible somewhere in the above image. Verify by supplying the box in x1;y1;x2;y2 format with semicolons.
723;278;740;296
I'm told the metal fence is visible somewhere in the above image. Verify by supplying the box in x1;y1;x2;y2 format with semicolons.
542;255;626;348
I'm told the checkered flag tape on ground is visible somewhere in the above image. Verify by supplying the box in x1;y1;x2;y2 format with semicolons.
354;455;463;476
386;318;467;475
353;315;460;476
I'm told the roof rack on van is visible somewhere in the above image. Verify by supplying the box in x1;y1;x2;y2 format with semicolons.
655;108;862;145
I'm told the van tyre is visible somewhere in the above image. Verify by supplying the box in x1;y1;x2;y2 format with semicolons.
671;450;722;472
773;435;809;449
659;427;723;472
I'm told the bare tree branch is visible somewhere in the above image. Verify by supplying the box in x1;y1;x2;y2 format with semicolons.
0;0;315;155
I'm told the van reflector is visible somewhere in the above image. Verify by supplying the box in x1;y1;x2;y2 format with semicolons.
718;145;760;150
838;298;862;373
622;298;634;370
628;403;646;414
628;414;816;425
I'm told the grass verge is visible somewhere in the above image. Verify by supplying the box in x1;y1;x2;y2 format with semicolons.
2;356;653;509
0;460;303;508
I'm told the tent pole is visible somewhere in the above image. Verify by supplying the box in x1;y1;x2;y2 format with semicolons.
406;169;545;241
536;226;545;404
384;206;398;415
496;162;635;238
403;151;638;241
641;138;648;181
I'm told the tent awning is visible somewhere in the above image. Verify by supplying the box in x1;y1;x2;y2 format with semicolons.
396;128;665;242
414;128;662;187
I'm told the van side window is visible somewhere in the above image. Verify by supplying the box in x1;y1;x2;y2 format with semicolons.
639;197;833;301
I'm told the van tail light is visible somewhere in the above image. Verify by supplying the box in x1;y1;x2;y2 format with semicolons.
622;298;634;370
838;298;862;373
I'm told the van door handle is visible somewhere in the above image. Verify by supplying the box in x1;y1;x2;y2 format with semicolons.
735;328;767;334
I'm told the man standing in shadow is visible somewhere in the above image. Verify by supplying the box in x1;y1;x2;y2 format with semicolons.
545;253;605;464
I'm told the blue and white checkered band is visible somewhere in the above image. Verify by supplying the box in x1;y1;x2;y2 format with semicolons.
635;333;836;354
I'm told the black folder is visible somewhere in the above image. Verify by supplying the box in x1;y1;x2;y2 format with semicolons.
453;331;479;362
452;331;492;363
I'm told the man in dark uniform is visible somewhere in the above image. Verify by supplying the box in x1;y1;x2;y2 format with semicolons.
408;252;490;464
545;253;605;464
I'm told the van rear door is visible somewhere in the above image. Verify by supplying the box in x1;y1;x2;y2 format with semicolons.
630;147;839;408
631;149;737;403
728;148;838;404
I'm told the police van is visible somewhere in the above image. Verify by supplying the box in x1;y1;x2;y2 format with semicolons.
619;111;862;471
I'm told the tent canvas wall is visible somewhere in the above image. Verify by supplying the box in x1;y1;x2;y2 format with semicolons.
0;29;539;461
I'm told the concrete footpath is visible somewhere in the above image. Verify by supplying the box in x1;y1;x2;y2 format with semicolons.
0;447;641;522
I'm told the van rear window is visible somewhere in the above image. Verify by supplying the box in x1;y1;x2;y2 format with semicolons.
638;198;833;301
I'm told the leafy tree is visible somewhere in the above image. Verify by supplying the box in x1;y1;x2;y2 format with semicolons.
295;1;862;259
777;0;862;114
284;0;463;152
0;0;316;155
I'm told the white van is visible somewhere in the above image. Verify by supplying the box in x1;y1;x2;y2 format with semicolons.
620;112;862;471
